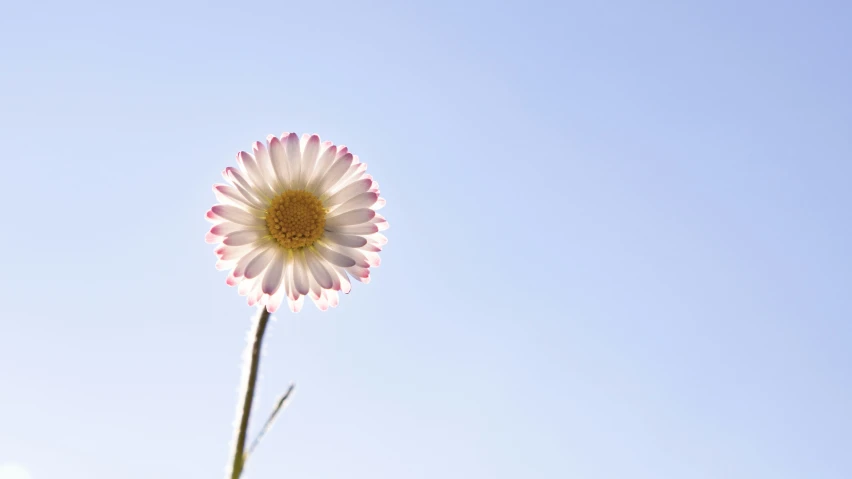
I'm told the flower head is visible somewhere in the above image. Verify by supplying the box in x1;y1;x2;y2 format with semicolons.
206;133;388;312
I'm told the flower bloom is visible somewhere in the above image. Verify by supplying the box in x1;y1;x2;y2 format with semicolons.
206;133;388;312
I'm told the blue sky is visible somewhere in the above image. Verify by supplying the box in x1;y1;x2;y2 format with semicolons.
1;1;851;478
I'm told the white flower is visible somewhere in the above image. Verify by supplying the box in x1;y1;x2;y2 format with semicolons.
206;133;388;312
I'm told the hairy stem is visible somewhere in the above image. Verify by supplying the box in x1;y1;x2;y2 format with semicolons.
228;307;271;479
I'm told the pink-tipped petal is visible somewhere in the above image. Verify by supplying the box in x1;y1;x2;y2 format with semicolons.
284;133;302;188
211;205;261;226
223;230;264;246
333;192;378;215
244;247;276;280
324;232;368;248
262;249;285;295
315;153;353;195
323;178;372;208
300;134;320;184
326;208;376;227
288;296;304;313
268;136;290;188
327;223;379;235
306;249;334;289
306;144;337;192
327;289;340;308
293;251;310;296
314;243;356;268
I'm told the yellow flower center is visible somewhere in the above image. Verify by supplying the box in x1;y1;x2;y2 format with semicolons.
265;190;327;249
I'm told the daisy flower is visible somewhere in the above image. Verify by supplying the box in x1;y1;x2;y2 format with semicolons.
206;133;388;313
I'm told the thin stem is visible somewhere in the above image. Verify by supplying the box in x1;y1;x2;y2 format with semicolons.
228;307;271;479
246;383;296;460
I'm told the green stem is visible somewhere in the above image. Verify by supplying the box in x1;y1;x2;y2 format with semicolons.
228;307;271;479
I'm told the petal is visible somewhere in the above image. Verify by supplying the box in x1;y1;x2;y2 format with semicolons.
312;292;330;311
326;223;380;235
211;205;262;226
327;289;340;308
284;133;302;189
216;243;254;261
262;249;285;295
223;229;265;247
336;268;352;293
253;141;281;192
371;213;389;231
288;296;305;313
237;151;272;195
234;244;269;278
213;184;265;211
325;243;370;268
323;178;372;209
324;232;368;248
314;243;356;268
266;287;285;313
315;153;353;196
346;264;371;282
299;134;320;186
333;192;378;215
268;135;291;189
244;246;276;279
374;197;386;210
305;249;334;289
211;222;261;237
293;250;310;296
326;208;376;227
305;143;337;192
225;167;268;206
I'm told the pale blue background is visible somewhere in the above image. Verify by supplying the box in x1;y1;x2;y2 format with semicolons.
1;1;851;478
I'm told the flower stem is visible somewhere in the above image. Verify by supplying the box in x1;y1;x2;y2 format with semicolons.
228;307;271;479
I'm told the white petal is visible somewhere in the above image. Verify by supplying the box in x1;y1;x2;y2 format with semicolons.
213;184;264;211
215;243;254;261
346;264;371;282
262;249;285;295
312;292;330;311
288;296;305;313
324;232;368;248
327;289;339;308
306;249;334;289
374;197;386;210
336;267;352;293
237;151;273;196
300;134;320;186
284;133;302;189
245;246;276;279
225;167;268;206
326;243;370;268
282;250;296;301
268;135;291;189
323;178;372;208
326;208;376;227
211;222;262;237
223;229;265;246
333;192;378;215
314;243;356;268
211;205;262;226
327;223;380;235
305;143;337;192
267;286;286;313
315;153;353;196
371;213;389;231
293;250;310;296
253;141;280;192
234;245;267;278
336;162;368;190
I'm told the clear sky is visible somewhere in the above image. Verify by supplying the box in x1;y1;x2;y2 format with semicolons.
1;1;851;478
